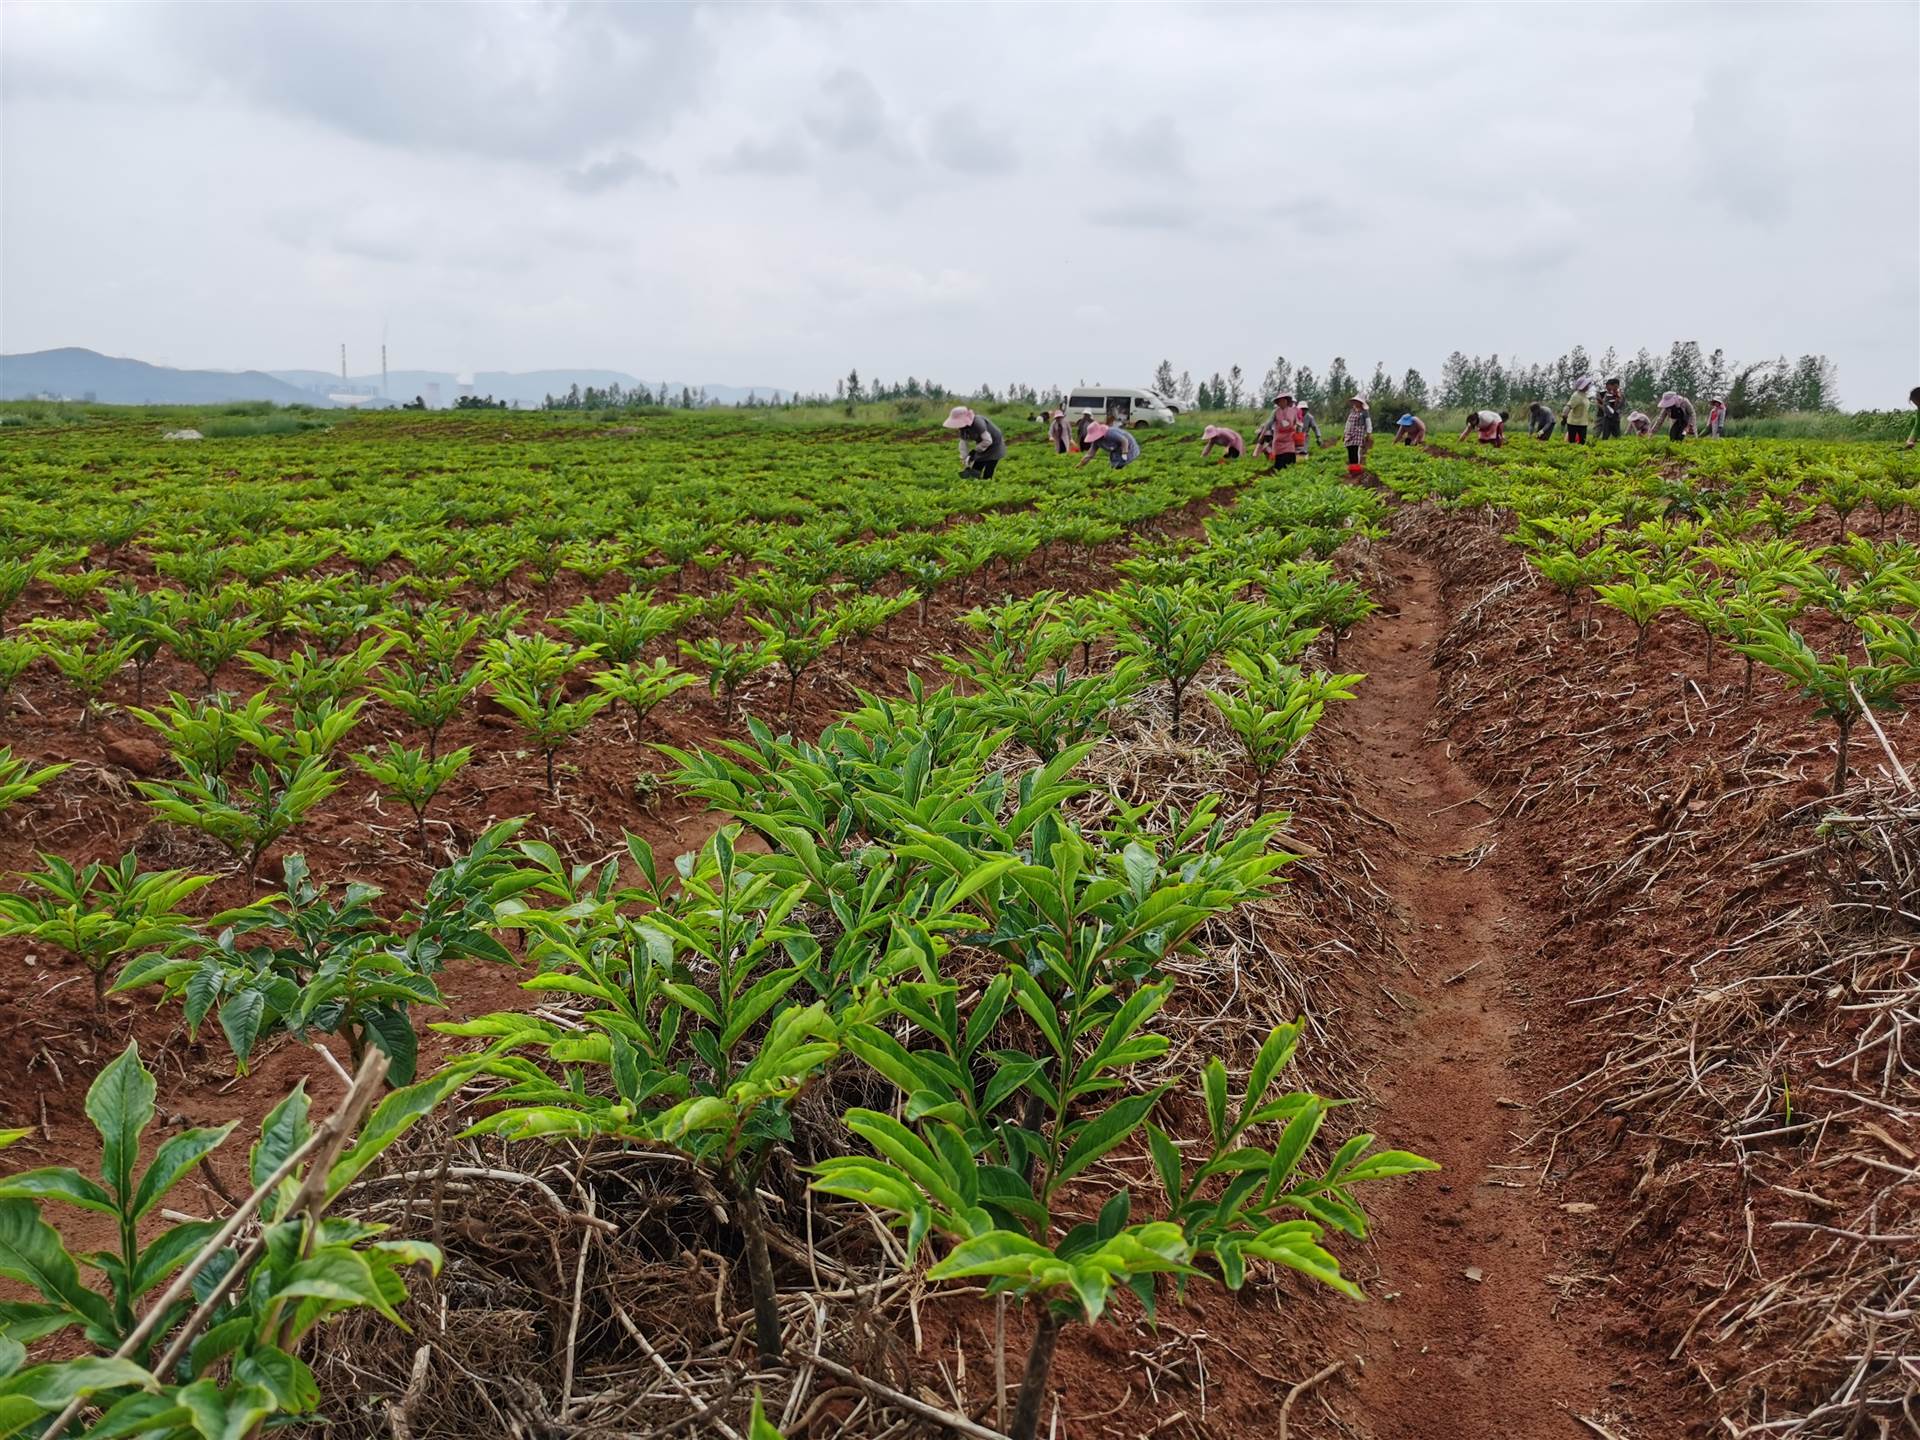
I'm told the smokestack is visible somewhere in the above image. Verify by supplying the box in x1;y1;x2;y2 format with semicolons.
340;344;347;384
381;344;388;399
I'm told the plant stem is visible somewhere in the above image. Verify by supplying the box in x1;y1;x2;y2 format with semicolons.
732;1168;784;1366
1009;1306;1062;1440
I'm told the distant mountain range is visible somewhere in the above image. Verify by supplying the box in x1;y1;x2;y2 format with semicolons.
1;348;327;407
0;349;791;409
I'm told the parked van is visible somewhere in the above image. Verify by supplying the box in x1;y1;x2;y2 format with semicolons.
1062;386;1180;427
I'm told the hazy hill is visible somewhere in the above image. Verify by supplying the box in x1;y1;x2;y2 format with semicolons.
0;349;791;409
0;348;332;406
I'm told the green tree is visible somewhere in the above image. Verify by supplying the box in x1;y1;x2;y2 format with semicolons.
1660;340;1705;400
1323;356;1354;407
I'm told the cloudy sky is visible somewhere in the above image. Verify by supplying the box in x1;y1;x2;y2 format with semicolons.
3;2;1916;403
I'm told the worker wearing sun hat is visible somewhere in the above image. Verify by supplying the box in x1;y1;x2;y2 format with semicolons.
1560;374;1594;444
1076;419;1140;471
1654;391;1696;441
1263;391;1306;471
1072;408;1094;452
1393;413;1427;445
943;404;1006;478
1341;396;1372;473
1200;424;1244;462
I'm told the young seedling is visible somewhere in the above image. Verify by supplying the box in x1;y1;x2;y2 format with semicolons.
587;656;699;737
1108;580;1275;739
680;636;772;725
1593;572;1681;659
1734;614;1914;792
747;611;839;719
119;828;526;1080
0;746;70;815
1208;658;1363;810
0;551;46;636
44;635;142;731
482;632;609;797
351;742;472;846
445;827;855;1366
0;852;213;1010
98;587;171;706
371;660;482;761
0;638;40;721
0;1042;451;1438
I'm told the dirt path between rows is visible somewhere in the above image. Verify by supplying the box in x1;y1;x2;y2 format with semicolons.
1336;545;1633;1439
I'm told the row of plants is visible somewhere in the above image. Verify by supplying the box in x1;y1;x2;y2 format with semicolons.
3;452;1427;1439
1371;437;1920;791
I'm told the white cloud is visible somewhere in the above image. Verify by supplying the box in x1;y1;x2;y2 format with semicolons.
1;2;1914;405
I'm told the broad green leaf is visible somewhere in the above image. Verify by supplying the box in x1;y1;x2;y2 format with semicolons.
0;1168;115;1218
1054;1088;1167;1191
84;1043;155;1208
358;1007;420;1086
0;1200;114;1336
219;988;268;1069
327;1068;466;1198
1200;1058;1227;1148
131;1124;236;1222
235;1347;320;1413
1340;1149;1441;1185
250;1081;310;1193
131;1219;219;1300
0;1354;152;1408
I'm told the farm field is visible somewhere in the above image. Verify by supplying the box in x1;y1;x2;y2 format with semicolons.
0;407;1915;1440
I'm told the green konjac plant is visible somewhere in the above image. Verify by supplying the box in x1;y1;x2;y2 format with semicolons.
442;827;861;1366
350;742;472;844
43;635;141;731
814;843;1434;1440
1734;614;1915;792
482;632;610;797
1208;659;1363;810
0;639;37;719
372;660;482;761
0;853;214;1011
118;824;529;1081
680;636;772;725
0;1043;454;1439
1107;580;1274;739
0;747;71;817
587;656;699;737
0;552;46;636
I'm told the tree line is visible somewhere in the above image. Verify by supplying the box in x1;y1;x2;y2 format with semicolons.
1155;342;1840;421
533;346;1843;419
541;381;722;411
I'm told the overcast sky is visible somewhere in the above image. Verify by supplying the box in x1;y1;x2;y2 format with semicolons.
3;2;1916;404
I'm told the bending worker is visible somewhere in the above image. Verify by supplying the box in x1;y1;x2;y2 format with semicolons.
1078;420;1141;470
1460;408;1509;446
1200;424;1244;461
943;405;1006;477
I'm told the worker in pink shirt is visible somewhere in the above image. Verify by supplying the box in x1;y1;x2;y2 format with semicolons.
1199;425;1244;461
1262;391;1307;470
1459;409;1508;446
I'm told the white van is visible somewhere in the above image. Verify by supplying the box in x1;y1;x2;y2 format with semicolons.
1062;386;1180;427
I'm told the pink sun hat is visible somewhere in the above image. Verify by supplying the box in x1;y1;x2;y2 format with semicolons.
1083;422;1111;443
942;406;976;428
